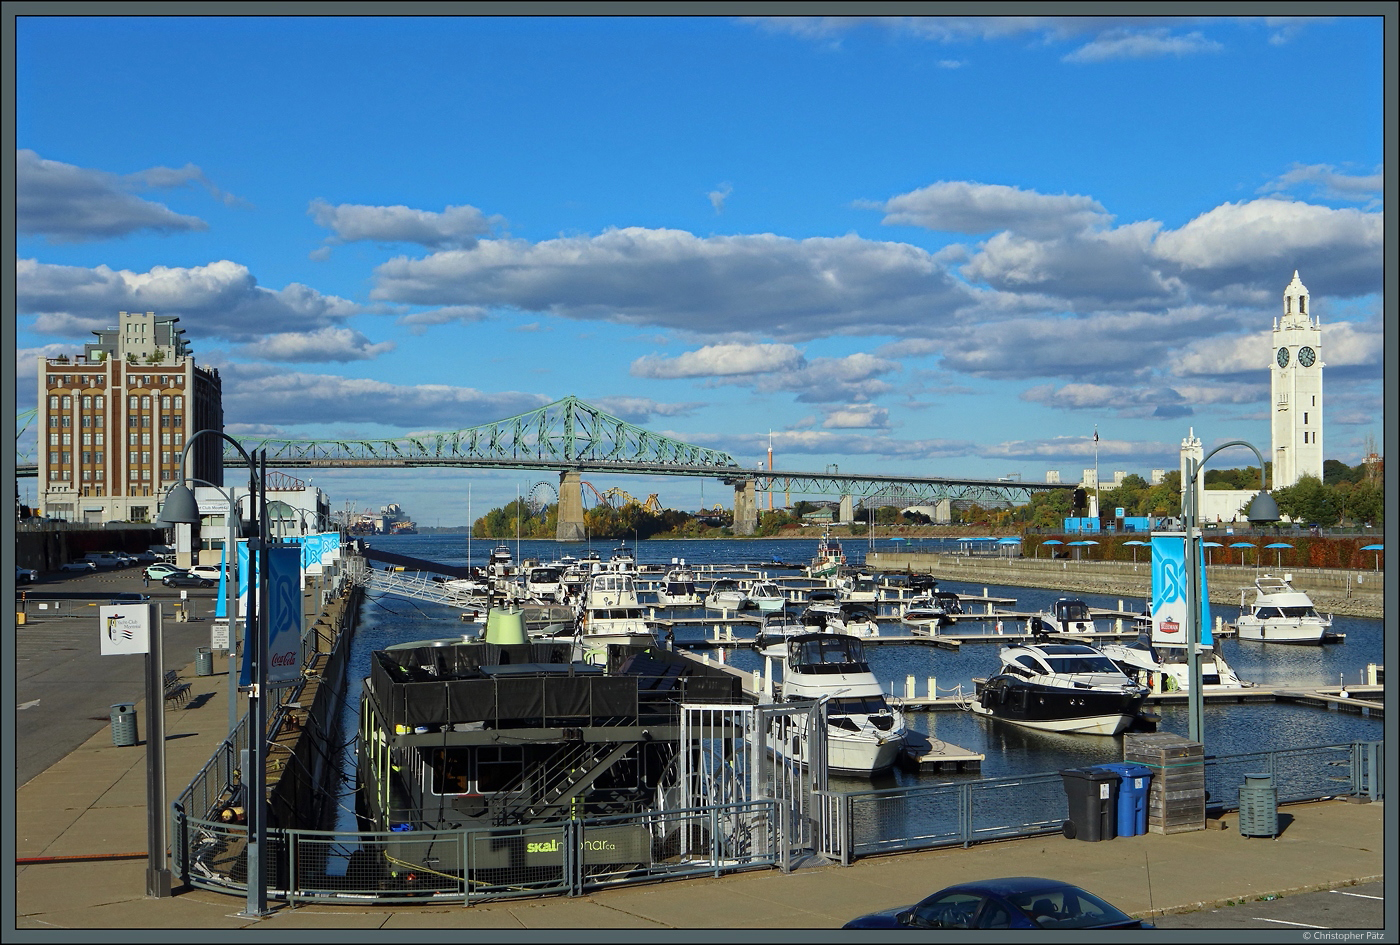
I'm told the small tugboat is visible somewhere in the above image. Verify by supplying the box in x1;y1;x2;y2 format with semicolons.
970;642;1149;735
806;530;846;581
762;631;906;776
1234;574;1336;644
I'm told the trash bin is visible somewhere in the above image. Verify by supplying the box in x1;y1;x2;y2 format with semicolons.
1059;767;1119;841
1097;762;1154;837
110;703;138;747
195;646;213;676
1238;772;1279;838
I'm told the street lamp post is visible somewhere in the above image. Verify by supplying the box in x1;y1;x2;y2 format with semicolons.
155;435;272;918
1181;439;1279;745
160;475;243;734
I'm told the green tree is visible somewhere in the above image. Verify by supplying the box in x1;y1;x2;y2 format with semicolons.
1271;474;1340;527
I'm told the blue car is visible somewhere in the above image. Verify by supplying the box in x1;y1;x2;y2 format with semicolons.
842;877;1152;930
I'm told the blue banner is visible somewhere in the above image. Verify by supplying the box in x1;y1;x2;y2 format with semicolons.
266;545;303;688
1150;532;1212;647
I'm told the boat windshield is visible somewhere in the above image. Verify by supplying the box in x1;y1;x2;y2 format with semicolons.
791;635;864;667
1055;600;1091;621
1045;654;1121;675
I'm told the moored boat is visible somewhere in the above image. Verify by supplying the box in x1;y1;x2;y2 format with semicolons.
1234;574;1335;644
704;578;748;610
765;631;906;776
1100;633;1250;692
742;578;787;613
656;562;701;607
970;642;1149;736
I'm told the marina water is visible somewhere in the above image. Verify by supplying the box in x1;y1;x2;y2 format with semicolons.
339;534;1383;800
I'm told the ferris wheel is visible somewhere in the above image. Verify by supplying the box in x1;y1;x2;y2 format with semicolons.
527;480;559;515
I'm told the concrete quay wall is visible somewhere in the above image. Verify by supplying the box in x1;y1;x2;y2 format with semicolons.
868;552;1384;620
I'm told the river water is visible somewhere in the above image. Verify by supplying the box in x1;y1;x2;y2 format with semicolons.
342;534;1385;794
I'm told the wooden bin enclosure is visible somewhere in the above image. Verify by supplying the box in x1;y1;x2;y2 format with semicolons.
1123;732;1205;835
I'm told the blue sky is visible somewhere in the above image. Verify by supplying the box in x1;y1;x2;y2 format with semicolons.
12;13;1388;525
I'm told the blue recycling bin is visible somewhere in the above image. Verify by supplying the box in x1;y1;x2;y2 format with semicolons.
1097;762;1153;837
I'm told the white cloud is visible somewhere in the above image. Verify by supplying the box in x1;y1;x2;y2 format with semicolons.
308;199;496;249
17;149;212;242
1257;163;1383;205
589;397;707;422
982;434;1175;463
235;327;396;363
708;182;733;213
216;363;548;428
632;343;805;378
1153;198;1382;297
1063;29;1222;63
372;227;975;339
876;181;1110;238
398;305;491;334
822;405;890;429
16;258;361;343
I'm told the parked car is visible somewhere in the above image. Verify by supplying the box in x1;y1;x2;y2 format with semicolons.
144;563;183;580
132;550;162;563
842;878;1152;930
162;571;215;588
15;566;39;584
84;552;129;568
60;560;98;572
190;564;227;580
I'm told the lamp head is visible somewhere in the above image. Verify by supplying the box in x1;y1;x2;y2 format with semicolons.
1246;491;1280;525
155;482;201;526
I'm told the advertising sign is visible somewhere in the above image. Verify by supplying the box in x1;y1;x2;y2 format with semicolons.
1150;532;1212;648
100;604;151;655
266;545;303;688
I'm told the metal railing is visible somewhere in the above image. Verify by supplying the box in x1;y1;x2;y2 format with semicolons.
172;739;1381;903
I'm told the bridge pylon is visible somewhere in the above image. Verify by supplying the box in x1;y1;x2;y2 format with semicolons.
733;480;757;536
557;470;587;541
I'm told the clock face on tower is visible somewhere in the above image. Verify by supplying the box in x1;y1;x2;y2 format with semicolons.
1277;347;1290;368
1298;346;1316;367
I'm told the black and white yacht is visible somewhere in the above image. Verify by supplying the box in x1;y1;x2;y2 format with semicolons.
970;642;1149;735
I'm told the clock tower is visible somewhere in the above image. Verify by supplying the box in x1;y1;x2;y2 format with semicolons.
1270;271;1323;488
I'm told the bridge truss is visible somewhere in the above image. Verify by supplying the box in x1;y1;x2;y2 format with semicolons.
228;395;744;475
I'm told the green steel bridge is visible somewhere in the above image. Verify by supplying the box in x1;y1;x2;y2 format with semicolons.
16;396;1071;534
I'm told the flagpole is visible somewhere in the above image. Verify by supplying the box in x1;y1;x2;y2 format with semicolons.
1092;426;1100;521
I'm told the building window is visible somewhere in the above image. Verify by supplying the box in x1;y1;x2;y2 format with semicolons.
96;471;103;482
61;396;72;409
49;433;58;446
140;396;151;409
141;469;151;481
95;415;104;428
174;395;184;408
1300;297;1305;315
49;469;60;481
1304;412;1308;424
82;396;92;409
174;433;183;445
61;452;70;464
82;469;91;481
141;452;150;464
160;414;170;428
96;395;104;409
61;433;71;445
48;395;58;409
95;451;103;463
61;416;70;428
142;433;151;445
95;433;104;446
129;396;138;409
82;433;92;446
129;433;139;445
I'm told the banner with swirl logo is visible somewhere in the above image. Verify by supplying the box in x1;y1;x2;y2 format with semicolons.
1151;532;1212;647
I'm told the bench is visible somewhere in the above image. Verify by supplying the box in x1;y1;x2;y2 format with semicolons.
163;669;191;707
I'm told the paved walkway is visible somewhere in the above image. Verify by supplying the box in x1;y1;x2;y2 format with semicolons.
12;646;1387;935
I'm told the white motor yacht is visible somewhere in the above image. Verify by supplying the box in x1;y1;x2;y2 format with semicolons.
574;571;657;663
1101;634;1250;693
656;562;701;607
743;579;787;613
765;632;906;777
1234;574;1335;644
836;572;880;605
704;578;748;610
